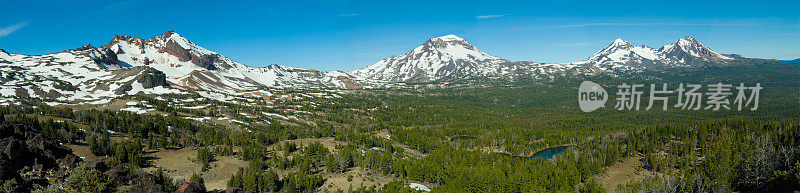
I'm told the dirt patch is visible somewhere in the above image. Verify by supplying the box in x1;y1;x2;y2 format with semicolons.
65;143;106;163
591;155;660;192
318;166;408;192
142;147;249;191
373;130;391;140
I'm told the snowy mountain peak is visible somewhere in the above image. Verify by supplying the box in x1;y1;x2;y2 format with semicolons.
682;36;696;41
599;38;634;52
416;34;499;61
106;31;199;53
587;38;658;65
432;34;465;42
670;36;702;50
351;35;508;82
158;30;194;48
419;34;486;55
161;30;178;37
611;38;632;47
149;30;182;42
660;36;731;61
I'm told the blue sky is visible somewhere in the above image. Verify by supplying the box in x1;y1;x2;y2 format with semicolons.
1;0;798;71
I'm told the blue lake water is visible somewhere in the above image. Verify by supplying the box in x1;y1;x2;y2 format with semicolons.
530;146;570;160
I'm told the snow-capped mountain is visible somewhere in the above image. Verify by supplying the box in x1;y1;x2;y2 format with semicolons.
0;31;357;103
659;36;732;63
584;36;732;70
586;39;662;68
99;31;356;90
350;35;513;82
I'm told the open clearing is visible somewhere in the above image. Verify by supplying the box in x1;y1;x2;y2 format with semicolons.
319;166;395;191
65;144;105;163
142;147;249;191
591;155;660;192
318;166;435;192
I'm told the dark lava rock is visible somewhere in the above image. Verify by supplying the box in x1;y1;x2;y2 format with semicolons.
137;68;170;89
0;120;80;191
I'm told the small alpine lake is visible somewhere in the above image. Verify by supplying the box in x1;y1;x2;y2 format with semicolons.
529;145;572;160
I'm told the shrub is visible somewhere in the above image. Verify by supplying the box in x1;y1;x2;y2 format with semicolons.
65;163;110;193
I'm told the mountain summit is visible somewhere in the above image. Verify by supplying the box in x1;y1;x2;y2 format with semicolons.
585;36;732;69
659;36;732;62
351;35;509;82
587;38;661;67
